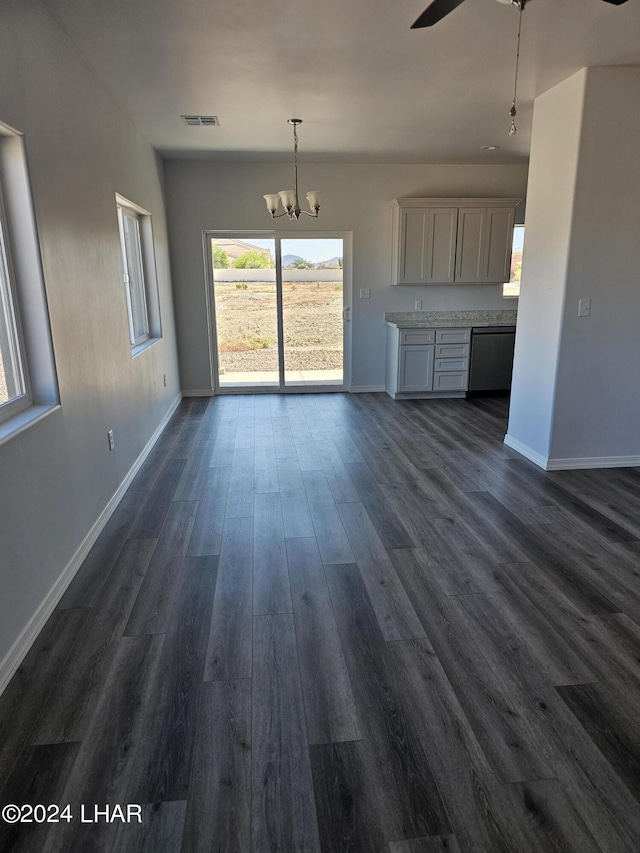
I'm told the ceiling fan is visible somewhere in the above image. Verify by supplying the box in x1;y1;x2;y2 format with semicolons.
411;0;629;30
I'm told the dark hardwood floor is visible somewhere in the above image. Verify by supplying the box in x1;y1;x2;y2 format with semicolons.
3;392;640;851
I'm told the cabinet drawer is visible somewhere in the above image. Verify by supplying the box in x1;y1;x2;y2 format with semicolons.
433;371;468;391
434;357;469;372
434;343;470;359
400;329;436;345
435;328;471;344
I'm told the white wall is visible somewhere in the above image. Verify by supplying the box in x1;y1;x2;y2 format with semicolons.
164;161;528;391
507;67;640;468
551;67;640;462
0;1;180;670
506;70;586;463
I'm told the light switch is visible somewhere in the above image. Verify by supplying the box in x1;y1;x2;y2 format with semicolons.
578;298;591;317
359;288;371;299
414;299;423;310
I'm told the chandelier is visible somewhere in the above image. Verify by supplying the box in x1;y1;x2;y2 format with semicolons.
263;119;321;220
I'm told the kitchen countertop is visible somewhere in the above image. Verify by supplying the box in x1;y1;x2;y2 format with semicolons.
385;309;517;329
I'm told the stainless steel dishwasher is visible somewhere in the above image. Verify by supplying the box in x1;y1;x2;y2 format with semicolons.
468;326;516;392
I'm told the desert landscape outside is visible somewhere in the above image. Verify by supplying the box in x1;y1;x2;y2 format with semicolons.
211;237;344;387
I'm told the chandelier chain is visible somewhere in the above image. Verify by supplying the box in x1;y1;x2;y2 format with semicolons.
293;122;299;203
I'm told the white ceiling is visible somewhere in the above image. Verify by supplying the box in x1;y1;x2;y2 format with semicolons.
41;0;640;164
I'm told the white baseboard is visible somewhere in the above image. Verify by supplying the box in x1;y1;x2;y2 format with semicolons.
349;385;386;393
182;388;214;397
0;394;182;697
503;433;549;469
546;454;640;471
504;433;640;472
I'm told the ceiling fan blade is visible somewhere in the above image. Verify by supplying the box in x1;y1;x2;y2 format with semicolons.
411;0;469;28
600;0;629;4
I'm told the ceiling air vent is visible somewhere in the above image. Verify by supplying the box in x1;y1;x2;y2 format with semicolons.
181;115;220;127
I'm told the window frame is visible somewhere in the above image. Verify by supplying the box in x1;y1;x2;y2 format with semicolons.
0;180;32;423
117;203;150;347
115;194;162;355
0;122;59;446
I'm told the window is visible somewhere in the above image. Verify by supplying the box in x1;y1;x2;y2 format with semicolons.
0;122;57;442
116;196;161;352
117;204;149;346
503;225;525;298
0;187;29;420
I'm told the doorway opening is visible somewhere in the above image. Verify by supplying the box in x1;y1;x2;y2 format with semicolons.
207;233;350;392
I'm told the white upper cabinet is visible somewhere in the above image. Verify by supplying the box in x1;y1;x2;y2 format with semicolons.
396;207;457;284
483;207;516;283
455;208;487;282
426;208;458;283
391;198;519;285
398;210;428;284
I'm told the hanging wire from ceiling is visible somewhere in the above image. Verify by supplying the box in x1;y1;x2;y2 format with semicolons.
508;1;526;135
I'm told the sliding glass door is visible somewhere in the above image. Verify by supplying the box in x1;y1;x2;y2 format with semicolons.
207;233;349;392
210;236;279;388
281;237;344;387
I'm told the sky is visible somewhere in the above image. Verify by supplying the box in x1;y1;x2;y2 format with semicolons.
241;238;343;263
512;224;525;252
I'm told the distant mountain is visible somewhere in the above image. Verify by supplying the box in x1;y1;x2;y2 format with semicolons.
282;254;304;268
282;253;342;269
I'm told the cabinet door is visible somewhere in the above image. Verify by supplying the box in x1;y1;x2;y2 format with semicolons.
483;207;515;282
398;345;434;392
426;208;457;283
398;210;428;284
455;208;487;282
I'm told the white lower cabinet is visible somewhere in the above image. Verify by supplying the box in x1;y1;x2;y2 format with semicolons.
398;345;434;392
386;325;471;399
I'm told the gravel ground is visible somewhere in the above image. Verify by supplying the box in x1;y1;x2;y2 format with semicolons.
0;359;8;404
0;283;343;394
215;282;343;372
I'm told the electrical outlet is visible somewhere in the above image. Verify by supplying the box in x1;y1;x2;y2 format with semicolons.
108;429;115;451
414;299;423;310
359;288;371;299
578;298;591;317
163;374;167;387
